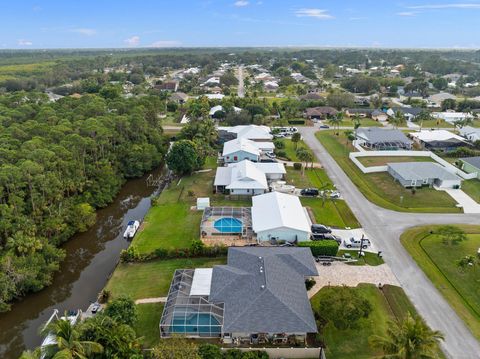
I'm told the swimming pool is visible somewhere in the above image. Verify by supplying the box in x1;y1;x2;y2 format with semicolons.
214;217;243;233
171;313;221;335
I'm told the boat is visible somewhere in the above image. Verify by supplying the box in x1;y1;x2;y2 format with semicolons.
123;220;140;239
40;309;82;358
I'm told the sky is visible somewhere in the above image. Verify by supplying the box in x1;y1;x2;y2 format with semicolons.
1;0;480;49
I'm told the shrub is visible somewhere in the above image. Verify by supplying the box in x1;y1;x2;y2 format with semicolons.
288;120;305;125
298;240;339;256
273;139;285;149
198;343;222;359
293;162;302;170
305;278;316;291
275;150;288;159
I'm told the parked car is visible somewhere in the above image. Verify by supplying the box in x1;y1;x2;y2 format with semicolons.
329;191;341;199
319;124;330;129
265;151;276;159
260;158;278;163
343;237;371;249
311;233;342;245
311;224;332;234
300;188;319;197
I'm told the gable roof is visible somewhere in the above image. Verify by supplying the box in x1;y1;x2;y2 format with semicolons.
230;125;273;141
251;192;311;233
222;138;260;157
305;106;338;117
209;247;318;334
227;160;268;190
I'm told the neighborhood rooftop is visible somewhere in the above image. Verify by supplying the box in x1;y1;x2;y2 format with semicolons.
388;162;460;182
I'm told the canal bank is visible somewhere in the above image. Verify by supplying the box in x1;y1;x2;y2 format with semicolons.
0;166;167;359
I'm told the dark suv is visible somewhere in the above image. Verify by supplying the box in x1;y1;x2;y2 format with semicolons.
311;224;332;234
311;233;342;245
300;188;319;197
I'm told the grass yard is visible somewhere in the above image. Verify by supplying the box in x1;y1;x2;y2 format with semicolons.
277;138;314;162
105;257;227;300
357;156;435;167
339;118;383;127
135;303;164;347
419;119;455;129
316;131;461;213
285;167;360;228
462;179;480;203
132;157;251;254
337;250;385;266
310;284;443;359
401;225;480;340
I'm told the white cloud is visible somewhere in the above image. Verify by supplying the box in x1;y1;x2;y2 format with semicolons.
70;28;96;36
124;35;140;47
409;3;480;9
234;0;249;7
149;40;181;47
18;39;33;46
295;8;333;19
397;11;417;16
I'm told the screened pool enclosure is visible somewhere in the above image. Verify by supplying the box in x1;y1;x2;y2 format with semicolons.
160;269;224;338
200;207;252;238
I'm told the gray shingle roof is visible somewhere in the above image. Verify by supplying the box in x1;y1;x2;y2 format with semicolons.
388;162;460;181
461;156;480;170
209;247;318;334
356;127;412;145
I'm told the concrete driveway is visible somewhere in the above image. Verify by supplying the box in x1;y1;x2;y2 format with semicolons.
441;188;480;214
299;125;480;359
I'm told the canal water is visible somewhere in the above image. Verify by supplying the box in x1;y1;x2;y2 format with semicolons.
0;166;165;359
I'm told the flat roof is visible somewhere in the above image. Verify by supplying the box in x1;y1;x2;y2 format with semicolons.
190;268;213;296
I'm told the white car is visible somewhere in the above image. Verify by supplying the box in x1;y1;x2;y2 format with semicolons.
123;220;140;239
343;237;371;249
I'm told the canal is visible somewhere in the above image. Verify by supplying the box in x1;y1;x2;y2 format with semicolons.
0;166;165;359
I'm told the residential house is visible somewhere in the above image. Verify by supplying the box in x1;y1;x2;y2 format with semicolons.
170;92;189;104
372;109;389;122
304;106;338;120
218;125;273;142
156;81;179;92
159;247;318;341
252;192;312;242
431;112;473;124
459;126;480;142
264;81;279;92
388;162;462;189
459;157;480;179
356;128;413;150
387;107;423;121
409;130;469;151
427;92;456;108
345;108;374;118
222;138;274;163
209;105;241;118
299;93;324;101
213;160;286;195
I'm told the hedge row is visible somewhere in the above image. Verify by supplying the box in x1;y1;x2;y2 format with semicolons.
298;240;339;256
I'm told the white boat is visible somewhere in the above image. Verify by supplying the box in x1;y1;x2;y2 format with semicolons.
40;309;81;358
123;220;140;239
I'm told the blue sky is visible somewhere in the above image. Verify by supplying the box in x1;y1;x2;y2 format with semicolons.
1;0;480;49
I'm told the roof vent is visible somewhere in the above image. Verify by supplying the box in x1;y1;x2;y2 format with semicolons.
258;256;262;260
260;285;265;289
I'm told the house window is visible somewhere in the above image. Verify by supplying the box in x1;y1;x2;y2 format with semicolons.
247;189;250;193
226;156;230;160
234;156;238;161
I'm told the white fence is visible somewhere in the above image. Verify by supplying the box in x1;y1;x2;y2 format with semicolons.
221;347;322;359
349;150;477;180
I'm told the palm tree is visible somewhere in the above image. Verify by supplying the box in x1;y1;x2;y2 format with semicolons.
369;314;444;359
42;318;103;359
390;111;405;129
328;113;342;134
291;132;301;149
19;349;41;359
297;148;314;175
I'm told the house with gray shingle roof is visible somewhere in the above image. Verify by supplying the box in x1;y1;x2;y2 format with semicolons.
159;247;318;342
460;157;480;179
356;127;413;150
387;162;462;189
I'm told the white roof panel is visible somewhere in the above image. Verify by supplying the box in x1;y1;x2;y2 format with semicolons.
190;268;213;296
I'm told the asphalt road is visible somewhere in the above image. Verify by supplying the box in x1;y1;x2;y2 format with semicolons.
237;65;245;98
299;125;480;359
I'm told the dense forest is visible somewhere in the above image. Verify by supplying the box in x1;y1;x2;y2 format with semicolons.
0;92;167;311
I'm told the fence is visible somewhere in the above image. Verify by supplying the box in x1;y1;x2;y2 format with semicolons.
220;347;323;359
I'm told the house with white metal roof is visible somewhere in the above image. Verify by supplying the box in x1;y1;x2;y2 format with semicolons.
431;112;473;124
222;138;274;163
214;160;286;195
459;126;480;142
252;192;311;242
409;130;469;151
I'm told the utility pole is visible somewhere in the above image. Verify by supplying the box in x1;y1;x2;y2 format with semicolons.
358;234;365;258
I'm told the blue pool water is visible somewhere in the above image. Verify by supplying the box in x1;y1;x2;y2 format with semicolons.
214;217;243;233
171;313;221;335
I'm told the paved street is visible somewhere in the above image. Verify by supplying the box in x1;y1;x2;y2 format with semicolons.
237;65;245;98
299;125;480;359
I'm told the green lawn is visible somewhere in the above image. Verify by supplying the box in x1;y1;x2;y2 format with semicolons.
337;250;385;266
419;119;455;129
462;179;480;203
132;157;251;254
339;118;383;127
105;257;227;300
357;156;435;167
401;225;480;340
135;303;163;347
285;168;360;228
316;131;461;213
310;284;442;359
277;138;314;162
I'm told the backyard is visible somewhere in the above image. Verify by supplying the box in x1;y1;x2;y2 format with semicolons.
286;167;361;228
357;156;435;167
401;225;480;340
310;284;443;359
316;131;461;213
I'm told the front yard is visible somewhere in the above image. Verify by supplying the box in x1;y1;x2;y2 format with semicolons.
401;225;480;340
316;131;461;213
462;178;480;203
310;284;443;359
277;138;314;162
